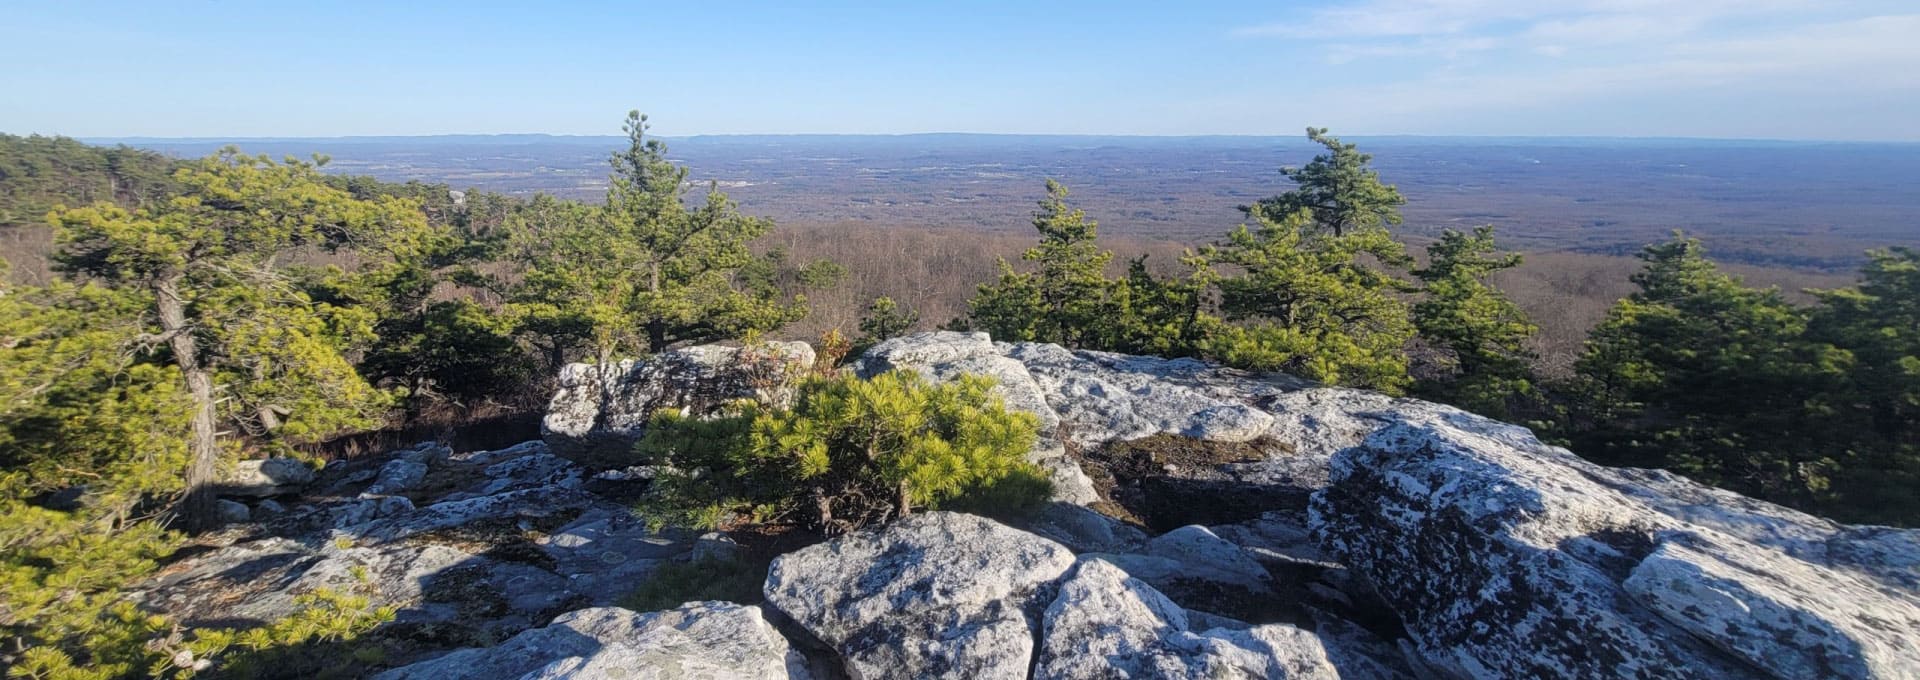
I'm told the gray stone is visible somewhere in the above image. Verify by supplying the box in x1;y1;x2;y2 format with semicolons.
1210;512;1336;567
399;442;453;466
252;498;287;518
1034;559;1348;680
219;457;315;497
330;495;416;531
542;342;815;467
1001;342;1298;447
366;459;429;495
763;512;1075;680
1311;418;1920;679
357;486;591;543
454;440;551;467
853;331;999;378
1624;541;1920;679
1083;525;1275;619
379;604;811;680
477;453;583;496
215;499;251;524
540;508;689;604
1020;502;1150;554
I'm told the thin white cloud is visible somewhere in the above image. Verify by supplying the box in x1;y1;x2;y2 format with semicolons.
1325;36;1501;64
1235;0;1821;41
1317;14;1920;117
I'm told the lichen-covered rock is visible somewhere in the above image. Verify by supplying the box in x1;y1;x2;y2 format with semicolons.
218;457;315;497
762;511;1075;679
1084;525;1276;617
853;331;999;378
377;603;811;680
474;453;583;496
366;459;429;495
1311;418;1920;679
1001;342;1297;447
858;332;1062;433
539;507;688;605
542;342;815;467
1035;559;1358;680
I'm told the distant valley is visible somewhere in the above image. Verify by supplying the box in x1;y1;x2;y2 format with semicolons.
98;134;1920;270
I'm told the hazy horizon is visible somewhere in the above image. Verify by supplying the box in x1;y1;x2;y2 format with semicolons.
7;2;1918;141
70;132;1920;146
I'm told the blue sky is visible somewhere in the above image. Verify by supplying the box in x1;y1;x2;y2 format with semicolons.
4;1;1916;140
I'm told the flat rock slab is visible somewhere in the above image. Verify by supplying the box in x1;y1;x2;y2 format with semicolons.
376;603;811;680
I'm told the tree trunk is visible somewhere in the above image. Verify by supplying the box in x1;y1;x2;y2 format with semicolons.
896;480;912;519
812;486;834;534
155;275;221;530
647;321;668;354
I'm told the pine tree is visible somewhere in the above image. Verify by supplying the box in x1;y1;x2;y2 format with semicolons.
1805;247;1920;522
1412;226;1539;418
48;149;434;528
507;112;806;364
1251;127;1407;237
635;371;1049;534
1108;253;1218;358
968;180;1122;348
1203;207;1416;393
1573;233;1841;507
857;296;919;349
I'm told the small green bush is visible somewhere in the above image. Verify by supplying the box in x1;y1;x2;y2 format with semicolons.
635;370;1050;534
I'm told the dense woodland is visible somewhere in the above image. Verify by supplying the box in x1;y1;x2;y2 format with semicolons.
1;115;1916;677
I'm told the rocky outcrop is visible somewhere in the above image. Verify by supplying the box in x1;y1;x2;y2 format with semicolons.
1312;417;1920;679
763;512;1076;679
138;334;1918;678
376;603;811;680
542;341;815;467
134;441;696;657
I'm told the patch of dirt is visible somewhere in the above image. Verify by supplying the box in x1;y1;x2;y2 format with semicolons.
1078;433;1299;532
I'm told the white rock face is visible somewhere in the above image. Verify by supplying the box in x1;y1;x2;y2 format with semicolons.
366;458;428;495
763;512;1076;680
542;342;815;467
1311;418;1920;679
1086;525;1276;605
379;603;810;680
219;457;315;497
1000;342;1306;446
1035;559;1347;680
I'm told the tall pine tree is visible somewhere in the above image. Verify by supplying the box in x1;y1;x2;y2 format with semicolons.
508;112;806;364
1573;233;1843;508
48;149;433;527
1412;226;1538;418
968;180;1122;348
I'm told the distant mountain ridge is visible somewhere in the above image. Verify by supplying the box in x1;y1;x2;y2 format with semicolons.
80;132;1911;149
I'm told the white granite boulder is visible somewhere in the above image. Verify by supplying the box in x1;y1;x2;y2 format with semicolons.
542;342;815;467
762;512;1076;679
